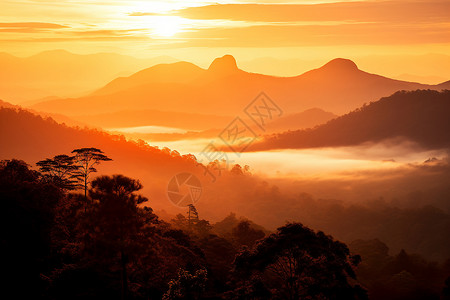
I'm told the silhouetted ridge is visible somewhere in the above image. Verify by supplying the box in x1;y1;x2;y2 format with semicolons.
320;58;359;71
208;54;238;73
32;55;440;116
249;90;450;151
31;49;73;58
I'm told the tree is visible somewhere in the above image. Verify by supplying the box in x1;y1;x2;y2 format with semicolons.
163;268;208;300
71;147;111;202
0;159;63;298
232;223;367;300
232;220;265;248
88;175;147;300
188;204;199;230
36;154;79;190
443;276;450;299
171;205;212;238
230;164;250;176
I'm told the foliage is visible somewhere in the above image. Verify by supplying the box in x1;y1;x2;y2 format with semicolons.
0;159;64;298
232;222;368;300
171;205;212;238
72;147;112;199
162;268;208;300
37;154;79;189
2;156;449;299
232;220;265;248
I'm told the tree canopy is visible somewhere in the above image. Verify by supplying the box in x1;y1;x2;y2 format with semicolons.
232;223;368;300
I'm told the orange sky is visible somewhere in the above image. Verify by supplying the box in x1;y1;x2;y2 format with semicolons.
1;0;449;79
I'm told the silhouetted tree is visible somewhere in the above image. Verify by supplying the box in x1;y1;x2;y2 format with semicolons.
0;159;63;298
172;206;212;238
71;147;111;202
232;220;265;248
444;276;450;299
87;175;147;300
232;223;367;300
37;154;79;189
225;275;271;300
197;234;237;293
230;164;251;176
188;204;199;230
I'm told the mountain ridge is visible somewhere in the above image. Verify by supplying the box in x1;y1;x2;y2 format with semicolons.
247;89;450;151
30;55;447;119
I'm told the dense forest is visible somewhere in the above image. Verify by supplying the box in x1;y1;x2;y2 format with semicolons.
2;90;450;299
1;155;450;299
1;103;450;261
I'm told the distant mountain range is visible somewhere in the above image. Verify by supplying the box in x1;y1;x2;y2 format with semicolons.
31;55;450;120
240;53;450;84
102;107;338;142
0;50;178;103
248;90;450;151
0;99;87;128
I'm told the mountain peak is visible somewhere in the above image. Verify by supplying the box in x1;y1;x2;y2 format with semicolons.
321;58;358;71
208;54;238;73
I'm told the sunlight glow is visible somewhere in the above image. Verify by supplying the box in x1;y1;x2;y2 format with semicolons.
149;16;184;37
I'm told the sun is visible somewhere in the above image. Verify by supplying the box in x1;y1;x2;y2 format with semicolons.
151;16;183;38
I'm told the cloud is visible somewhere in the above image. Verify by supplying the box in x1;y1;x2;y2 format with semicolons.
0;22;69;29
124;1;450;49
67;29;146;36
0;35;151;43
128;12;166;17
149;22;450;49
173;1;450;23
0;22;69;33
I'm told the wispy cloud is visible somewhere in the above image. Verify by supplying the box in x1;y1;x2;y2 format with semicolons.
149;22;450;49
128;12;166;17
0;22;69;33
172;1;450;23
67;29;145;36
0;22;68;29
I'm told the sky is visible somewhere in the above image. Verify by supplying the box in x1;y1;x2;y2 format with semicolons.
1;0;450;77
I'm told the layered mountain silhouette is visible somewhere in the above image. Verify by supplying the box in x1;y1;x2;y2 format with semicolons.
0;99;87;127
0;50;177;102
241;53;450;84
31;55;449;122
95;107;337;142
75;109;231;131
248;90;450;151
265;108;337;133
71;107;336;138
0;106;206;212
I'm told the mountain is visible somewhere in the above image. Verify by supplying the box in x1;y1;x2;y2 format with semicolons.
247;90;450;151
393;74;447;85
240;54;450;82
92;61;203;97
0;99;16;109
2;105;450;263
0;50;178;103
73;109;232;131
81;107;337;144
0;106;202;212
437;80;450;90
0;99;86;128
31;56;444;121
265;108;337;133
